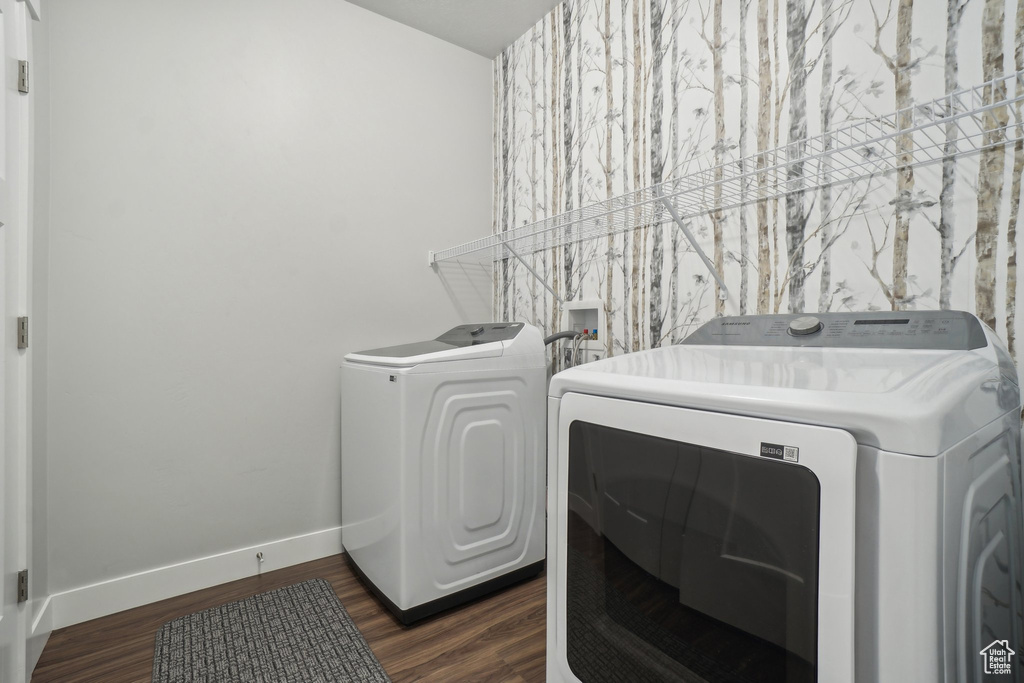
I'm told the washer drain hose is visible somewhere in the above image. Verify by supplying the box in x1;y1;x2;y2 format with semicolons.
544;330;581;346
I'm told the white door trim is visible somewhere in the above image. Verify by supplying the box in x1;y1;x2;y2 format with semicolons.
1;1;36;680
18;0;39;22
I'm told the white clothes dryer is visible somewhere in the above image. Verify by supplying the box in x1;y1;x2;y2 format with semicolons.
547;311;1022;683
342;322;546;624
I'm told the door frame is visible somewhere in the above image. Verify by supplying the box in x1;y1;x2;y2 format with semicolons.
2;0;39;680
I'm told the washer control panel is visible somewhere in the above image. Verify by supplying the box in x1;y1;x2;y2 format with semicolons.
436;322;524;347
682;311;987;350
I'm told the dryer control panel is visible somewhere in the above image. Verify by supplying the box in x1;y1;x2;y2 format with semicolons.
682;311;987;350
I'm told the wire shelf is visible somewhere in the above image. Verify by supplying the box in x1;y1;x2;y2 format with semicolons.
430;70;1024;265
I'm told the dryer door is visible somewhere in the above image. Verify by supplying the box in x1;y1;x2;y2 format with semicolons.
548;393;856;683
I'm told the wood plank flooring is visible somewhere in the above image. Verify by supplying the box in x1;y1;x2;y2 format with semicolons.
32;554;546;683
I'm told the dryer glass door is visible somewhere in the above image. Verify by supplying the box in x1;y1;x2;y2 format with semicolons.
567;422;818;681
553;394;856;683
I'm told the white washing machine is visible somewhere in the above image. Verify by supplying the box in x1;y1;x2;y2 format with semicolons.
547;311;1023;683
341;322;546;624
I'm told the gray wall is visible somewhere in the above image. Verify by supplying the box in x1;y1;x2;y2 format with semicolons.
44;0;492;593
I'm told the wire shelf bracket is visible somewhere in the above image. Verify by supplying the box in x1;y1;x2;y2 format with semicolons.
656;186;730;301
503;241;563;305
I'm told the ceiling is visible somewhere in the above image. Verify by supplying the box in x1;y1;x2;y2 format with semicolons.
345;0;562;59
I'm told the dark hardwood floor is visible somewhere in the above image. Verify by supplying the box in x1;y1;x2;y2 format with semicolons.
31;554;546;683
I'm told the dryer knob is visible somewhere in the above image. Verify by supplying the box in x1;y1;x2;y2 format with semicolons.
789;316;823;336
470;326;485;336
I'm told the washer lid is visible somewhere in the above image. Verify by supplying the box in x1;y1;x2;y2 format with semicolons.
345;323;525;367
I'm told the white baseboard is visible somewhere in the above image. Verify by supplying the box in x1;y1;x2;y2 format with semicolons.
49;526;343;630
27;595;52;673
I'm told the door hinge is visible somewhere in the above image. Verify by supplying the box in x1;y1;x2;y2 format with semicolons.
17;569;27;603
18;60;29;94
17;316;28;349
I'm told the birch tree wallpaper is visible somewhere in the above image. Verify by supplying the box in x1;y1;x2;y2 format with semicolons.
491;0;1024;367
